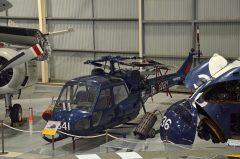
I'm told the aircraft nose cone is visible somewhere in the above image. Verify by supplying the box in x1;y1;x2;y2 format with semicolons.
160;99;198;145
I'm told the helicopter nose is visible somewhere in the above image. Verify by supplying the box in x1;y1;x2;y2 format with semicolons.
42;110;52;121
160;99;198;145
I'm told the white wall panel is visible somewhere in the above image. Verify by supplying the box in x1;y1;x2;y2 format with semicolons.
0;20;7;26
145;24;192;56
0;10;6;16
155;58;184;73
197;0;240;20
95;21;138;52
199;23;240;57
144;0;192;20
50;51;94;80
94;0;138;18
48;21;93;50
95;53;135;59
8;0;38;17
47;0;92;18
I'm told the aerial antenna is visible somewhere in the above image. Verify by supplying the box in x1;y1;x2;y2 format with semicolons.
44;27;75;36
196;26;202;64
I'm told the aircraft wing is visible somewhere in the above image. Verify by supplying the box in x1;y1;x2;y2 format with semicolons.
0;0;12;12
0;26;50;61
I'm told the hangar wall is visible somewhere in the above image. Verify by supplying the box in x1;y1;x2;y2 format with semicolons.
0;0;240;81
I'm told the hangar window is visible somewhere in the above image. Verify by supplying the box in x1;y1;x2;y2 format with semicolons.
113;84;128;104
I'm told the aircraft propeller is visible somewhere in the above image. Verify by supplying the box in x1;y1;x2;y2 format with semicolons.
0;56;13;87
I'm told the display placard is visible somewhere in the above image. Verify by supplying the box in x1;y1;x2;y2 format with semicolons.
42;120;61;135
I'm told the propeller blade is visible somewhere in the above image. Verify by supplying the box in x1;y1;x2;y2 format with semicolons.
0;52;25;72
0;44;43;72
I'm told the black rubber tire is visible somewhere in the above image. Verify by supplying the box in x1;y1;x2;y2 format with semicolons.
148;128;156;138
10;104;22;123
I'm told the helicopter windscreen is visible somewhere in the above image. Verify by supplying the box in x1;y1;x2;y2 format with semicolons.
56;82;98;112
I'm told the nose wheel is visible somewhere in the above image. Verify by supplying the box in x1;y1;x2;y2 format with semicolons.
9;104;22;123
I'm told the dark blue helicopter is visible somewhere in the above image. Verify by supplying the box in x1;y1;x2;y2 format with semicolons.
160;53;240;145
42;50;197;142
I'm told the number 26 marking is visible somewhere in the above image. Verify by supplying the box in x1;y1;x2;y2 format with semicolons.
161;116;172;130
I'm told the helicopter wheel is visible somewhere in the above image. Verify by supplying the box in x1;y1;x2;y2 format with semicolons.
148;128;156;138
198;117;225;143
9;104;22;123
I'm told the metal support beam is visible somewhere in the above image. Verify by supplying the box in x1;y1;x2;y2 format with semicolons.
138;0;143;58
91;0;96;60
52;48;138;54
192;0;197;49
46;17;138;21
37;0;49;83
143;20;192;24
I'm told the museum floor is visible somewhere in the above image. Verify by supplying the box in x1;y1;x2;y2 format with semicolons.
0;84;239;159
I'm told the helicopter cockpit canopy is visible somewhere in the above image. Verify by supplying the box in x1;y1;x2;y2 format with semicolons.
56;81;98;112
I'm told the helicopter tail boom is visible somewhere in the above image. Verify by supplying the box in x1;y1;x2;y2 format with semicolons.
176;50;197;76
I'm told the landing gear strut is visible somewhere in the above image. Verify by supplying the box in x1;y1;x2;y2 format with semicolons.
10;104;22;123
197;117;225;143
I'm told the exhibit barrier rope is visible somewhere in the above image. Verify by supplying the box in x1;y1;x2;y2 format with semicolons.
107;133;164;144
0;123;226;159
1;122;189;146
161;139;193;150
2;123;42;133
59;129;164;144
1;122;208;152
58;130;106;139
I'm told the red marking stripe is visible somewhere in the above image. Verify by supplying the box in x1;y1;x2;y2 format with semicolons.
32;45;42;56
184;63;192;74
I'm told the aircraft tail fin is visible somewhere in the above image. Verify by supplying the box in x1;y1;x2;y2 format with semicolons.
177;49;197;75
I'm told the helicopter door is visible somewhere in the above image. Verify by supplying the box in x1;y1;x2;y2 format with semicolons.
92;88;113;127
113;84;139;117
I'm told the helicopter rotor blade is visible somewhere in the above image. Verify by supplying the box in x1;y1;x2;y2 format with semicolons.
84;60;111;70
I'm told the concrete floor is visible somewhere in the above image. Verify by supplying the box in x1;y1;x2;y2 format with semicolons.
0;84;239;159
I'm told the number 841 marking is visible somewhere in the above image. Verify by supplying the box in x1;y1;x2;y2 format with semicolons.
58;122;70;131
161;116;172;130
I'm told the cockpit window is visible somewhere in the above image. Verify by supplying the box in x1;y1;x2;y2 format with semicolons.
56;82;98;112
113;84;128;104
57;84;76;106
95;89;111;109
72;83;97;111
